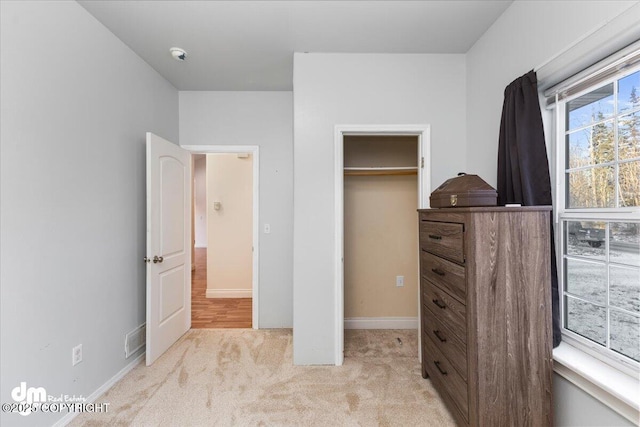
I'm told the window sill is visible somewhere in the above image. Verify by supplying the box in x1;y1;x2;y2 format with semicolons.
553;342;639;424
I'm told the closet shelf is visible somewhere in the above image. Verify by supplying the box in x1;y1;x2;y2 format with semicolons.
343;166;418;176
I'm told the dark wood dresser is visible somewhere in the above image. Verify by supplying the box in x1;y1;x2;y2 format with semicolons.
418;206;553;426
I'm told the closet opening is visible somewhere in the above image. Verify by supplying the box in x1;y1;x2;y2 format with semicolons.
343;135;421;362
334;125;431;366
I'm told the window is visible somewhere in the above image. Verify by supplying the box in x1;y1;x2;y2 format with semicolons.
558;65;640;373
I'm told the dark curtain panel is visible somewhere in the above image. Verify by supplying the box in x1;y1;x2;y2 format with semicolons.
497;70;561;347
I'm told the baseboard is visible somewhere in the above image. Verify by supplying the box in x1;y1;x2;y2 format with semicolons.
194;244;207;248
52;352;144;427
344;317;419;329
206;289;252;298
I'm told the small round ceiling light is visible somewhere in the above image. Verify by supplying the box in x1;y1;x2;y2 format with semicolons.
170;47;187;61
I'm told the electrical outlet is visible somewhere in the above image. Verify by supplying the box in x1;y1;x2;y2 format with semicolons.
72;344;82;366
396;276;404;287
264;224;271;234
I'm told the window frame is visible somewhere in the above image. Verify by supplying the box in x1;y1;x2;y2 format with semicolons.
555;63;640;378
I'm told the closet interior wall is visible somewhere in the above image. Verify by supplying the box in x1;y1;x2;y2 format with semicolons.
343;136;420;324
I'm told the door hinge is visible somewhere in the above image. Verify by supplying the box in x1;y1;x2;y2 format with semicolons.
421;157;424;168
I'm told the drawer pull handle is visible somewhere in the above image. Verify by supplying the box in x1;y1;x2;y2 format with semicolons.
428;234;442;240
434;361;448;376
433;330;447;342
432;299;447;309
431;268;445;276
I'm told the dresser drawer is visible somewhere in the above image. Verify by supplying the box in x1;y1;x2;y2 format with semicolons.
423;306;467;381
422;280;466;342
421;250;466;303
423;333;469;422
420;221;464;264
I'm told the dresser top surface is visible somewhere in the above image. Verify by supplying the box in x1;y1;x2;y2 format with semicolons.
418;205;552;214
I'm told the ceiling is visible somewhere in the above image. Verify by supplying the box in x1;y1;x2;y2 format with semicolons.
79;1;512;91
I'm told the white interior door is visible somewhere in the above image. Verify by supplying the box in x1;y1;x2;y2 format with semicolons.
146;132;192;366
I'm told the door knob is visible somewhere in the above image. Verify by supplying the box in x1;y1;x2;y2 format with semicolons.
143;257;151;263
153;256;164;263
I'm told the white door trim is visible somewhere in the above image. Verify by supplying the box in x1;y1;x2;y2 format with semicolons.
333;125;431;366
182;145;260;330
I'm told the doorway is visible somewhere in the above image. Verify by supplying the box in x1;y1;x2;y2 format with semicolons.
185;145;260;329
334;125;431;366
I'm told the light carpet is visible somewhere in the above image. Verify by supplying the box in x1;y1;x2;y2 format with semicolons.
70;329;455;426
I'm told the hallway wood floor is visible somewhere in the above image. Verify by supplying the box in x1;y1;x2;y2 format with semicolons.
191;248;252;328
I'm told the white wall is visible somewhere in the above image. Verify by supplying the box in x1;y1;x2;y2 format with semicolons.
206;153;253;297
293;53;466;364
466;0;638;188
554;376;634;427
179;91;293;327
466;1;638;425
0;2;178;426
194;156;207;247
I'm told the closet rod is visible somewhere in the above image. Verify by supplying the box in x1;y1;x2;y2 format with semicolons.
344;167;418;176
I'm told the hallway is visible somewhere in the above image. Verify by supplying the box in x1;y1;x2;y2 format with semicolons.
191;248;252;328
